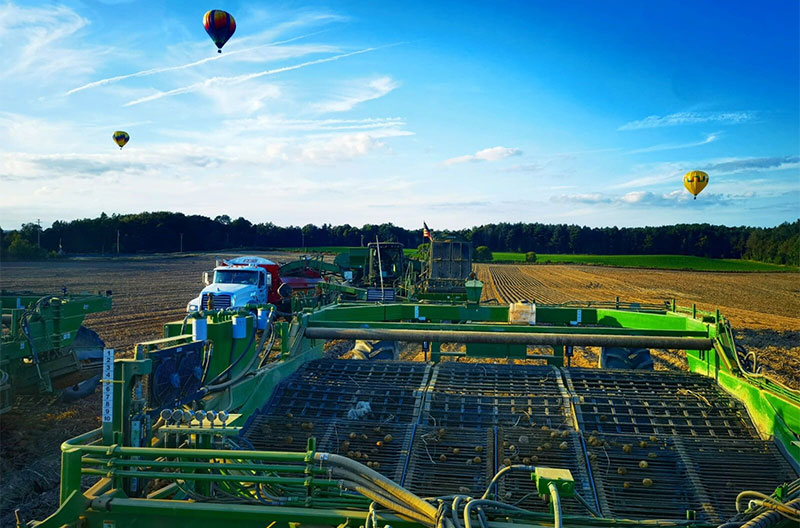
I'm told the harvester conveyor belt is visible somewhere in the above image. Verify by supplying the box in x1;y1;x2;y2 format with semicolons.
241;359;798;524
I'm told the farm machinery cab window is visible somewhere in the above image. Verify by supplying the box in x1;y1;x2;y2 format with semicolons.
214;270;258;285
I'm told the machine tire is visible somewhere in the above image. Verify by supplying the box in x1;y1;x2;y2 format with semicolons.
598;347;654;370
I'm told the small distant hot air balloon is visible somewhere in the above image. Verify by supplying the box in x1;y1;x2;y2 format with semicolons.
683;170;708;200
112;131;130;150
203;10;236;53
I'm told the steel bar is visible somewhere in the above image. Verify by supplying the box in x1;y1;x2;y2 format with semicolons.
305;327;714;350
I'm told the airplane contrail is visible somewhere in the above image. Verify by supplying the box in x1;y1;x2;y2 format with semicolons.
123;46;388;107
66;32;326;95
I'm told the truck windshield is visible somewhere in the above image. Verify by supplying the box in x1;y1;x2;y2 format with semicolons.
214;270;258;285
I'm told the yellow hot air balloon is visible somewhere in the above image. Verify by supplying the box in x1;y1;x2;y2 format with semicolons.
113;131;130;150
683;170;708;200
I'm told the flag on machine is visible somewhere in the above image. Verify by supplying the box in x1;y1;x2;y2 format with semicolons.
423;222;433;241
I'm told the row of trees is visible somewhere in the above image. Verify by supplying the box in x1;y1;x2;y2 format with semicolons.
1;212;797;265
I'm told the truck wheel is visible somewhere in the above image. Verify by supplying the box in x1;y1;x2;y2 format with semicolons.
598;347;653;370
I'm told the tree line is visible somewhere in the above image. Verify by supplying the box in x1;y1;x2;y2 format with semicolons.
1;212;797;265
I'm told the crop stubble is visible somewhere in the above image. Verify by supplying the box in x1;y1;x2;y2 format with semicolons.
475;263;800;388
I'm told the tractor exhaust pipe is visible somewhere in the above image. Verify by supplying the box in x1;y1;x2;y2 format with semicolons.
304;327;714;350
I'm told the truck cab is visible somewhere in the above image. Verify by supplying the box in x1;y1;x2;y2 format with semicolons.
186;256;281;312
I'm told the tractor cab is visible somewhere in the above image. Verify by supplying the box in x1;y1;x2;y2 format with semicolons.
366;241;405;288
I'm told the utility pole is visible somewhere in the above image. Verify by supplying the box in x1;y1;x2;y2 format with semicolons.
36;219;41;248
116;229;120;254
180;233;184;253
301;231;305;250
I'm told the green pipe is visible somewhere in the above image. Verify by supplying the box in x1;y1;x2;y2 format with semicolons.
98;497;423;528
69;443;309;461
80;457;324;474
80;468;339;487
304;327;714;349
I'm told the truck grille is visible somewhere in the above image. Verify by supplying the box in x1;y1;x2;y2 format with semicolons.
200;293;231;309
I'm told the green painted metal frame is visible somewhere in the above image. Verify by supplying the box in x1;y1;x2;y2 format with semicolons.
0;290;112;397
32;295;800;528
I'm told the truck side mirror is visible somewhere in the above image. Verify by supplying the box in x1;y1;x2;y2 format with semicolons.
203;272;210;286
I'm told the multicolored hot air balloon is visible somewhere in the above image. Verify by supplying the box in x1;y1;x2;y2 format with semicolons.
203;10;236;53
683;170;709;200
112;131;130;150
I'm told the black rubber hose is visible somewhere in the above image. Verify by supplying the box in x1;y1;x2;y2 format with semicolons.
206;317;257;385
202;311;276;394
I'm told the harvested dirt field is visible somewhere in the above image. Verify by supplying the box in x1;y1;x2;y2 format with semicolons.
1;256;798;524
476;263;800;387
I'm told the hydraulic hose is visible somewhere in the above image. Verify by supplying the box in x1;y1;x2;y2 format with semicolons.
199;341;214;384
206;319;257;385
329;466;436;523
451;496;466;528
339;479;433;526
178;313;192;336
739;497;800;527
481;465;534;500
316;453;439;521
332;470;434;525
202;309;276;395
548;482;563;528
256;329;277;368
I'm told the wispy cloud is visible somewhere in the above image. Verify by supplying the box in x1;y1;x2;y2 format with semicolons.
499;163;541;173
66;34;332;95
627;132;719;154
618;111;755;131
553;189;753;207
443;146;522;166
613;154;800;190
311;76;399;113
1;3;107;83
123;46;389;107
706;155;800;174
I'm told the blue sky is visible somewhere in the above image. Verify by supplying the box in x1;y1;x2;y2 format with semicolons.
1;0;798;230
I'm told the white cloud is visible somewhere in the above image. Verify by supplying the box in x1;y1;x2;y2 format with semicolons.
195;82;282;115
552;189;759;208
444;146;522;166
618;111;755;131
311;76;399;113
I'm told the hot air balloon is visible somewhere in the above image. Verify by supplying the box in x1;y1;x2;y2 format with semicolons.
203;10;236;53
112;131;130;150
683;170;708;200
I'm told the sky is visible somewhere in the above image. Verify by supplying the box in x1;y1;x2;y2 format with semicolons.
1;0;798;231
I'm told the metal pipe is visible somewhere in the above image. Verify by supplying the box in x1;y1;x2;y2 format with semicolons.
305;327;714;350
80;467;336;487
80;457;319;473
